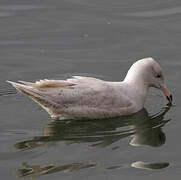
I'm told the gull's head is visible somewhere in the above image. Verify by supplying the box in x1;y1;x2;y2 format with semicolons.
124;57;173;104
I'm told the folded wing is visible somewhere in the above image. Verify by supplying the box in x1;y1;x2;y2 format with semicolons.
7;76;132;119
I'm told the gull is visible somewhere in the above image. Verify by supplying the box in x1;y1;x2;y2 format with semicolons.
7;57;172;120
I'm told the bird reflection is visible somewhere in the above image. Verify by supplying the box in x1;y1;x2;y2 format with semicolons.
131;161;169;170
129;106;170;147
15;106;171;177
16;162;97;178
15;105;171;150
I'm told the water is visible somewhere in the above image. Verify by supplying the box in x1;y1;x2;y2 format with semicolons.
0;0;181;179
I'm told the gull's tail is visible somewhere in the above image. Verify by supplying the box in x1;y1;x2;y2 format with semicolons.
6;81;56;116
7;81;44;99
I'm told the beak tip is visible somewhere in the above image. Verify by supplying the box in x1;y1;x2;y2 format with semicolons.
166;94;173;105
170;94;173;101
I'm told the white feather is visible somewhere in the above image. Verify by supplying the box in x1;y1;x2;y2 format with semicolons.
7;57;170;120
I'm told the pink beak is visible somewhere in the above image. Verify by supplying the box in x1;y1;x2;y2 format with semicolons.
160;85;173;104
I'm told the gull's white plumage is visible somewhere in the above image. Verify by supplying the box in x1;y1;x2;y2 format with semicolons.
7;57;172;120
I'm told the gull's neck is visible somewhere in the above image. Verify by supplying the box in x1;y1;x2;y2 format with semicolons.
123;68;149;110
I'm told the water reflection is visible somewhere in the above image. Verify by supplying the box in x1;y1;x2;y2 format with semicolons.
129;107;170;147
17;162;97;178
15;106;170;150
15;106;171;177
131;161;169;170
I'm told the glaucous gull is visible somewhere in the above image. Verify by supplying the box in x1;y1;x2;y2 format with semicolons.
7;57;172;120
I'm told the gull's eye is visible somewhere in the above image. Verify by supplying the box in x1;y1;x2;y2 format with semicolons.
156;74;161;78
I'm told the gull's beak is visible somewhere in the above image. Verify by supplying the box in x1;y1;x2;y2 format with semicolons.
160;85;173;104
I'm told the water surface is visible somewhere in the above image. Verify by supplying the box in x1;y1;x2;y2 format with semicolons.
0;0;181;179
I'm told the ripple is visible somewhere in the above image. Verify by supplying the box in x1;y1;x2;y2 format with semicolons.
16;162;97;178
0;12;14;18
0;5;41;11
0;41;25;45
0;84;17;96
106;165;122;170
0;90;17;96
66;0;172;9
123;7;181;17
131;161;169;170
0;4;42;18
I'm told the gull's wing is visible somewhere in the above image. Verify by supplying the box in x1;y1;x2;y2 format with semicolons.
18;79;75;88
7;77;133;119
